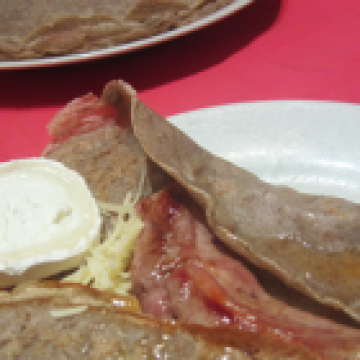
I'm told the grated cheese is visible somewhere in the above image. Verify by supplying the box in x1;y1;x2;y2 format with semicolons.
64;193;143;295
50;305;88;318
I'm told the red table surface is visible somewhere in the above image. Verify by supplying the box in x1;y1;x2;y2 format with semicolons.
1;0;360;162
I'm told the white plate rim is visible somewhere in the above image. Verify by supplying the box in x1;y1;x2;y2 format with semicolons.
0;0;253;71
168;100;360;202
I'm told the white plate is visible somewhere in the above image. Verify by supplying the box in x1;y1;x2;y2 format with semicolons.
0;0;252;70
168;101;360;203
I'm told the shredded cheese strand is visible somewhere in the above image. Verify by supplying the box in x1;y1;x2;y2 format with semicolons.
64;193;143;295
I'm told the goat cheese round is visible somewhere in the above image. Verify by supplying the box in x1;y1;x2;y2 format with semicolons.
0;158;101;287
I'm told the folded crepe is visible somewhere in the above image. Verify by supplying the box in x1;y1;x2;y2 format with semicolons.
43;80;171;203
0;0;238;60
128;81;360;324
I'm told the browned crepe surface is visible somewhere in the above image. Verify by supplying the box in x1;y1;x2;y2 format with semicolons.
0;282;315;359
0;0;236;60
131;93;360;324
43;80;171;204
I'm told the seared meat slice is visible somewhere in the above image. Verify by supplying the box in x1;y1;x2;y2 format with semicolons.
132;186;360;359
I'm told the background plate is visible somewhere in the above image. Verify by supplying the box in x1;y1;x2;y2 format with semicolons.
168;101;360;203
0;0;252;70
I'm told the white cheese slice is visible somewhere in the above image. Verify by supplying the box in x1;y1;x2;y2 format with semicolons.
0;158;101;287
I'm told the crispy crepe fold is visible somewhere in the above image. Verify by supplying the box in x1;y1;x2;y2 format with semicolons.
128;84;360;323
43;80;170;203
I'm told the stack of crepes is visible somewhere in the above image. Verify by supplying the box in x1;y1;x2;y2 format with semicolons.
0;0;239;60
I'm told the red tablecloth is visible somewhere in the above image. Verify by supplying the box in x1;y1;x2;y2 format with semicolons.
1;0;360;162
